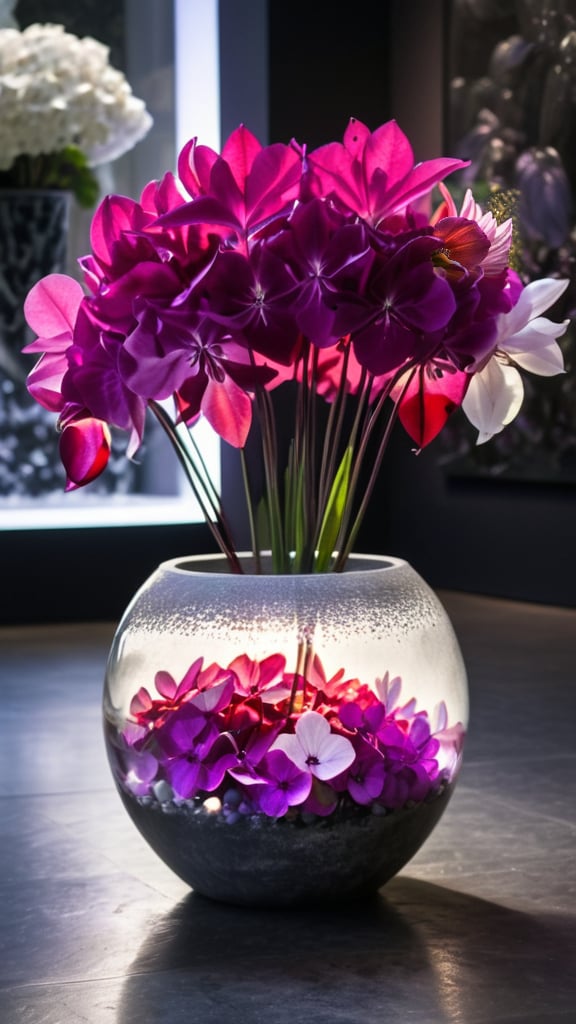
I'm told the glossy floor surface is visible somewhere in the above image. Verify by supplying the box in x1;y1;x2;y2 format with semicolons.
1;591;575;1023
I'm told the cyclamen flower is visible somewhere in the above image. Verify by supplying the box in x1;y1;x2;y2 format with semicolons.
129;658;204;726
270;710;355;781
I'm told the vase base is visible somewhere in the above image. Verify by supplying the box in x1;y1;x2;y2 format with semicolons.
117;783;454;909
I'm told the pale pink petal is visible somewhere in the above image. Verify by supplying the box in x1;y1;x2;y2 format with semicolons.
154;671;177;699
294;709;331;751
23;274;84;338
190;676;234;712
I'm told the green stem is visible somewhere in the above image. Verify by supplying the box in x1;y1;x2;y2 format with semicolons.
333;366;418;571
240;447;261;573
255;384;286;572
149;401;242;573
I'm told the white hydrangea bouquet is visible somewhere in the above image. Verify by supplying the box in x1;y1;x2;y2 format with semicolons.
0;22;152;206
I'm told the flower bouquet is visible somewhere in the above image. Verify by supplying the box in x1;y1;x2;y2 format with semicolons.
22;119;570;867
23;117;569;568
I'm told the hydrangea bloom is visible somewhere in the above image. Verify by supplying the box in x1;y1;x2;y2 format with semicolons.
0;22;152;204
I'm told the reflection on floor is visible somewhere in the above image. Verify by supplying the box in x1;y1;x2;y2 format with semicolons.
1;591;575;1023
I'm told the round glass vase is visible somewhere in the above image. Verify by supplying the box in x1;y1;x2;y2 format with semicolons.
103;553;469;908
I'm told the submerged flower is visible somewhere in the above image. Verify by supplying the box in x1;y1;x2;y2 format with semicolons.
250;750;312;817
271;710;355;781
158;709;235;799
342;743;386;805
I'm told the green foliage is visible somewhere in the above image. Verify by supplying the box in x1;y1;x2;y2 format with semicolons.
314;446;353;573
0;148;100;208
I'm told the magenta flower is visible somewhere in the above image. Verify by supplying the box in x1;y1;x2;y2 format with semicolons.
59;416;112;490
23;274;84;412
129;658;204;727
306;118;468;226
166;123;303;245
227;652;290;703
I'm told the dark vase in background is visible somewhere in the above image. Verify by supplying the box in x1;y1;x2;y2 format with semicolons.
0;190;71;497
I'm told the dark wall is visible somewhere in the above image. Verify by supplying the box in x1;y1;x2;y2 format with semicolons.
263;0;576;608
267;0;391;148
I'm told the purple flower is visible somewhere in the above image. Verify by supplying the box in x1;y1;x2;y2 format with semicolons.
158;709;235;799
265;197;373;346
350;236;457;376
227;724;280;785
342;742;386;805
200;247;301;365
109;725;158;797
250;750;312;817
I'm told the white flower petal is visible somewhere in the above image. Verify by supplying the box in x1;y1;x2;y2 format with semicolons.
315;732;356;780
518;277;570;321
499;278;570;343
270;733;307;772
271;711;355;781
295;709;331;752
506;327;567;377
462;360;524;445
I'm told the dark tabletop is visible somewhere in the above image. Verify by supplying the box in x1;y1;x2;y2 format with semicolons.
1;590;575;1024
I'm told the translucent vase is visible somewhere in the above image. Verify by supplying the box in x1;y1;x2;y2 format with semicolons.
103;553;469;908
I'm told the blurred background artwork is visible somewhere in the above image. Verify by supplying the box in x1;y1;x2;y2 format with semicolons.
442;0;576;483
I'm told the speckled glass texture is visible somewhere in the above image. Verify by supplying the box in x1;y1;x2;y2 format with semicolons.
104;553;469;729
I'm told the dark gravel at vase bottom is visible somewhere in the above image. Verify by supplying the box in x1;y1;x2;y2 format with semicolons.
118;783;454;908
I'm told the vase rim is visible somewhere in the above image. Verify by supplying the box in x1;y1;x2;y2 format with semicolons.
159;552;409;577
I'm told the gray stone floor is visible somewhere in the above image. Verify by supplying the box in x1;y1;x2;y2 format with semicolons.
0;591;575;1023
